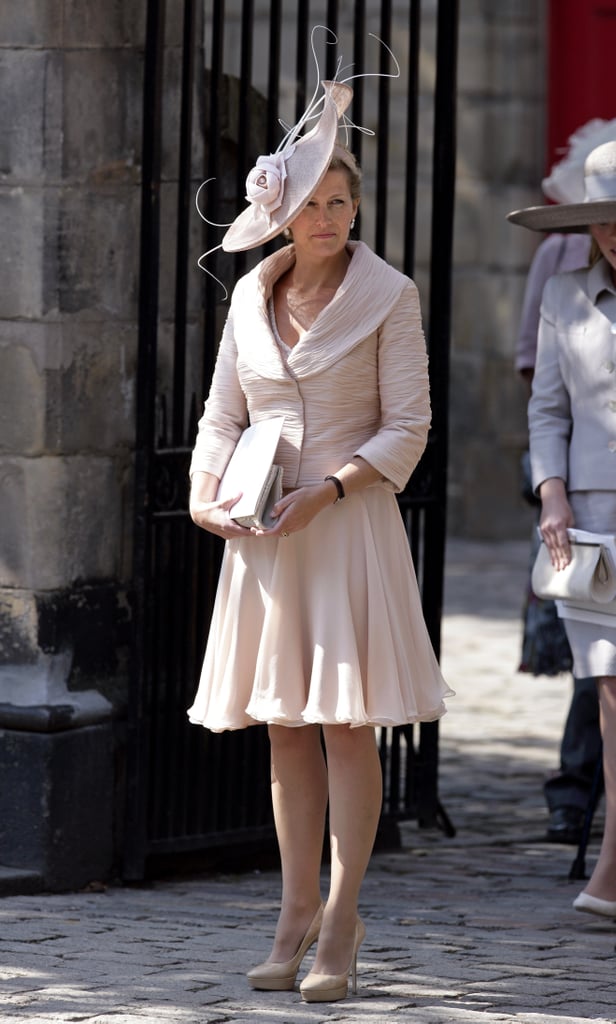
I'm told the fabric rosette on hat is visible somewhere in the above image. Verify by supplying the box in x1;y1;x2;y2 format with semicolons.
244;151;295;218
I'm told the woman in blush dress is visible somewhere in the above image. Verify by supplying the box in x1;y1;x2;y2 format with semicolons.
188;73;452;1002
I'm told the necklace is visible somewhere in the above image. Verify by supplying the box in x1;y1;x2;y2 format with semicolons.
284;287;336;330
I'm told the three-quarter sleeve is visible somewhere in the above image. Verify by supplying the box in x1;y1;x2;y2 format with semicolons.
354;280;431;491
189;311;248;479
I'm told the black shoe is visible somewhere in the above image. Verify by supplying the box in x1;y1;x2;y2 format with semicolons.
546;806;584;845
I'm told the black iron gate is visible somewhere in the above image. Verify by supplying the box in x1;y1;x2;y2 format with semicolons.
124;0;458;881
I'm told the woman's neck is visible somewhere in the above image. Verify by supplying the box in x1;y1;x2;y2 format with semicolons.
289;246;352;294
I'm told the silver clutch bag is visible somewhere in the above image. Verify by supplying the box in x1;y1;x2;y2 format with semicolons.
216;416;285;530
532;537;616;604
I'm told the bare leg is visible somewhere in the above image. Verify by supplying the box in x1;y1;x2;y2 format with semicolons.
311;724;383;975
585;675;616;901
265;723;327;962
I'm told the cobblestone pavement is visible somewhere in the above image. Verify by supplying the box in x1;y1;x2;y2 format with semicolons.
1;540;615;1024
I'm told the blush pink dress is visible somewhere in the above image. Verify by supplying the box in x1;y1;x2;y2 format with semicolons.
187;241;453;732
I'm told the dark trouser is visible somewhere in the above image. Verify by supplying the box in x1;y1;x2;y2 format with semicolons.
544;676;602;813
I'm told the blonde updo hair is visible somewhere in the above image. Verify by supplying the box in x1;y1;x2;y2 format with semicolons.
328;143;362;201
282;145;362;242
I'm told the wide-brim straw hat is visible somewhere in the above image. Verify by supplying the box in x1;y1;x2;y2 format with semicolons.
222;80;353;253
507;139;616;232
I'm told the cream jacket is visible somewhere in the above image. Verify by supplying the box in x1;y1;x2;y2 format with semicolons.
529;259;616;493
190;241;430;492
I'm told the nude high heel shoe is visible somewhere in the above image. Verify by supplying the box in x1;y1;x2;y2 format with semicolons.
247;904;323;991
573;891;616;918
299;917;366;1003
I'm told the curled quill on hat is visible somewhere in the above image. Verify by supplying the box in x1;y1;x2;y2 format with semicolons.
196;26;399;293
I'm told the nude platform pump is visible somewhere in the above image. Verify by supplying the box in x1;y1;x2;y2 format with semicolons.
246;904;324;991
299;917;366;1003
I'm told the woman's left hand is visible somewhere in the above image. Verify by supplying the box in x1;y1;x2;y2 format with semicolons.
538;476;574;570
253;482;334;538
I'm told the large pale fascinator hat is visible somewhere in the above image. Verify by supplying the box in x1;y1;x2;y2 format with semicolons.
222;80;353;253
508;133;616;233
196;28;398;282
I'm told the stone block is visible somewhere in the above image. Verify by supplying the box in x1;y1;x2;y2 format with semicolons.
0;325;48;453
46;322;137;453
55;187;140;317
62;51;142;183
484;355;530;440
0;0;63;47
452;268;530;359
0;591;38;665
0;51;62;182
62;0;144;48
0;456;125;589
457;14;490;93
453;179;482;266
0;583;131;710
453;436;535;540
457;97;545;185
0;321;136;455
446;347;533;541
0;188;44;318
478;187;542;270
458;11;544;98
0;720;114;891
447;351;485;437
484;102;546;183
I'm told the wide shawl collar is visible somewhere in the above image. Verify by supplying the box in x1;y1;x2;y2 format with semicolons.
230;241;410;381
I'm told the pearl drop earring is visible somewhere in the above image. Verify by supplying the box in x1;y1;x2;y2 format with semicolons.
350;218;356;229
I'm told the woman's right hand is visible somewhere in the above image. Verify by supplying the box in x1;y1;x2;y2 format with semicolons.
538;476;574;570
189;471;252;540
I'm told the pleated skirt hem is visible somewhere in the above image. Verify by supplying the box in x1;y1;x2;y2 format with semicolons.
188;487;453;733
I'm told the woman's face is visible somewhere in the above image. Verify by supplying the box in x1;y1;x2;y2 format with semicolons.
289;169;359;257
589;221;616;282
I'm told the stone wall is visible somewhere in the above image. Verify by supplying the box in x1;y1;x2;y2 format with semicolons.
0;0;145;887
0;1;145;701
450;1;546;538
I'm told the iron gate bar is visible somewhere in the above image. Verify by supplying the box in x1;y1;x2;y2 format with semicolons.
202;0;225;401
374;0;392;257
172;0;197;445
266;3;282;155
351;0;365;175
425;0;459;654
324;1;339;77
403;0;421;278
124;0;166;881
295;1;310;121
232;0;255;283
411;0;459;833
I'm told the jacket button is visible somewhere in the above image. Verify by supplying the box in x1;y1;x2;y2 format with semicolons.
609;441;616;453
610;401;616;412
604;360;615;373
